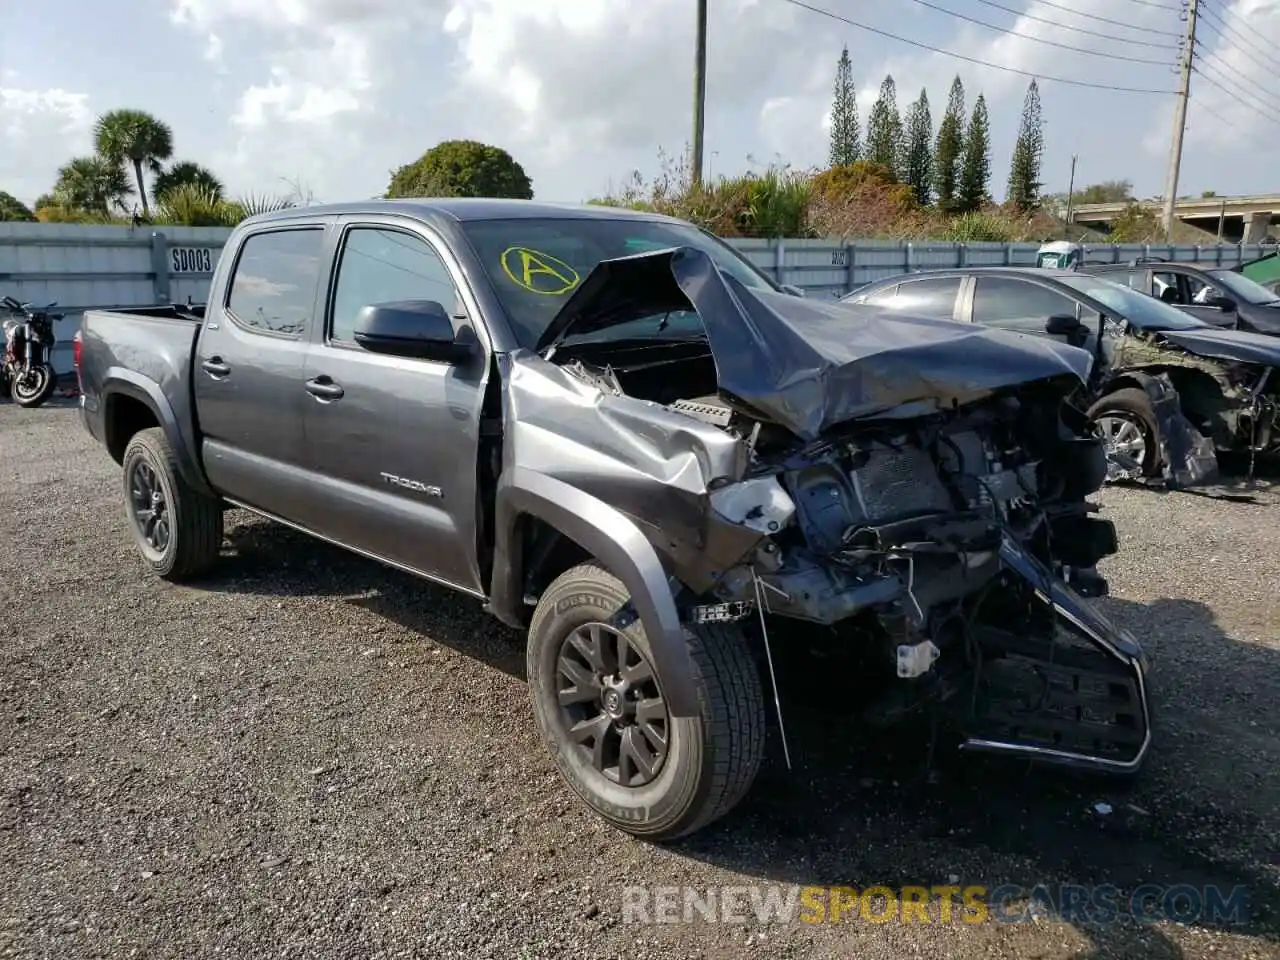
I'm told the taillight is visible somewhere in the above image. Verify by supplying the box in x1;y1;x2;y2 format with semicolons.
73;330;83;393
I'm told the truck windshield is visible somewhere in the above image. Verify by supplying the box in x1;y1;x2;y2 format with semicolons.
1056;275;1211;331
458;216;778;350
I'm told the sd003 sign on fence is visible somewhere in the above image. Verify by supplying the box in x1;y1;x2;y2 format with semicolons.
169;247;216;274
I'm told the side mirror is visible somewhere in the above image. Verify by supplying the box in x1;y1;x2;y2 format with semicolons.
1207;295;1236;311
1045;314;1082;336
353;300;470;362
780;283;806;298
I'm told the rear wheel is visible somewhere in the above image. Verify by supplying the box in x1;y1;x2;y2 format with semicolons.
121;427;224;581
527;563;766;841
1088;388;1161;480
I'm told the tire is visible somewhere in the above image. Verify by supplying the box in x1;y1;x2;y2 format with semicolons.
121;427;224;581
10;364;57;408
1087;388;1161;480
527;562;766;841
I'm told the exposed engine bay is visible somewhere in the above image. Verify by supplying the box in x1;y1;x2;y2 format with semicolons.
513;245;1151;775
551;336;1149;773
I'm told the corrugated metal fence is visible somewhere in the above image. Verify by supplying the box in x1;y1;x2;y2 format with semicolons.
1;222;1273;373
0;223;229;373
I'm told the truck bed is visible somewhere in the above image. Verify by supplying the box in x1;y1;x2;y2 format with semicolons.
77;305;206;466
90;303;206;322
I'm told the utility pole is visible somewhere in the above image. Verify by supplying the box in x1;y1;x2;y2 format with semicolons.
1161;0;1198;240
692;0;707;188
1065;153;1078;230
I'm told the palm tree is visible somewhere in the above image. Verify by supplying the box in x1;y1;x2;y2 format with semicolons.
93;109;174;217
52;156;133;214
152;161;224;205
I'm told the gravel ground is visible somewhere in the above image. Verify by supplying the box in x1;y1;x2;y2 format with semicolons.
1;400;1278;960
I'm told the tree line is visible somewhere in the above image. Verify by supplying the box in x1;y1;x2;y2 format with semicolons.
0;106;534;226
828;46;1044;215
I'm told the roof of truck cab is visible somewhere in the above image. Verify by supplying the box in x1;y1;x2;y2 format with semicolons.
240;198;684;226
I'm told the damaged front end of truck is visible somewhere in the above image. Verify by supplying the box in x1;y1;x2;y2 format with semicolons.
492;246;1152;776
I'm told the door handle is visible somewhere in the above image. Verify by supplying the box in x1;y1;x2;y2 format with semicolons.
201;357;231;378
305;376;344;401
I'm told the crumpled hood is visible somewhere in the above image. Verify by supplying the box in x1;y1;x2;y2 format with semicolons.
1159;326;1280;367
537;246;1093;441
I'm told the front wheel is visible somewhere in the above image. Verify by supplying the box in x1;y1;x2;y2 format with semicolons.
1087;388;1161;480
10;363;57;407
527;563;766;841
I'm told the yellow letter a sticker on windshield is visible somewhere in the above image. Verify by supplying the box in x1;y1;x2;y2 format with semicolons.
500;246;580;295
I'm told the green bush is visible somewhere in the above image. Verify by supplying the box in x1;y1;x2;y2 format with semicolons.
387;140;533;199
940;211;1014;242
0;191;34;222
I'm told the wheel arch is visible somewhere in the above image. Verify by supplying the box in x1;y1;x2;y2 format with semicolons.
100;371;212;496
490;466;701;719
1102;364;1233;444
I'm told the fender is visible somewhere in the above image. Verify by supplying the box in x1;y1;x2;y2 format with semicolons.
100;368;215;497
1098;368;1167;399
489;466;701;719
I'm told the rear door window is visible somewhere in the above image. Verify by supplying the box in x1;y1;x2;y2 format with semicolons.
226;228;326;337
882;277;963;318
971;277;1080;330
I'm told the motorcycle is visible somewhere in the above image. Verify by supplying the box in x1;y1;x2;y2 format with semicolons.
1;295;61;408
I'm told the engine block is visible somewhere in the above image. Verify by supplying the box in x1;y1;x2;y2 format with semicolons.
784;422;1039;555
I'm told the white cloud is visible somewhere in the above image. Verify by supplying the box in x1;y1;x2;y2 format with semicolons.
230;29;372;129
0;86;94;204
203;32;225;68
441;0;833;175
9;0;1259;210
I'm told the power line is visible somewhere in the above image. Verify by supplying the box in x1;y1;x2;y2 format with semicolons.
970;0;1179;49
1193;60;1280;128
1200;1;1280;68
1117;0;1180;9
777;0;1179;93
1197;5;1280;77
898;0;1176;65
996;0;1183;37
1194;41;1280;115
1189;78;1280;148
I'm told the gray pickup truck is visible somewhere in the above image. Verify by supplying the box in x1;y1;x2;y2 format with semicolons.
75;200;1151;840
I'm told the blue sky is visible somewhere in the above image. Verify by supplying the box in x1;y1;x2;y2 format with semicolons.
2;0;1277;210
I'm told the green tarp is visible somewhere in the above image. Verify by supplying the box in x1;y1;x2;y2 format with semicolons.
1236;251;1280;285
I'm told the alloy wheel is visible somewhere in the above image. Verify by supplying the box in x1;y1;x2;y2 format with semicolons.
1095;413;1148;480
128;460;171;555
555;622;670;787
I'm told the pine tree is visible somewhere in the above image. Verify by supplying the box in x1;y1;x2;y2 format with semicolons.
1006;79;1045;212
933;76;966;212
828;46;861;166
902;88;933;206
957;94;991;213
865;75;903;179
